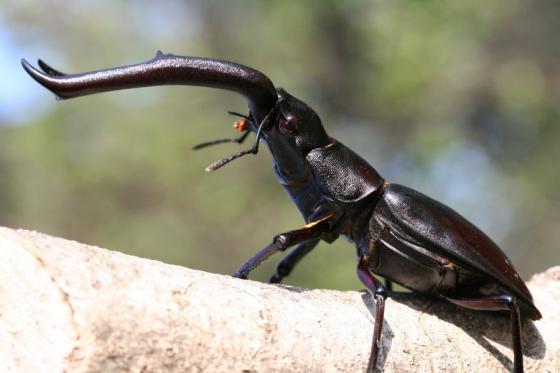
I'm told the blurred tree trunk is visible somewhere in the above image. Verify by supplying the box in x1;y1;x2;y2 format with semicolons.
1;226;558;372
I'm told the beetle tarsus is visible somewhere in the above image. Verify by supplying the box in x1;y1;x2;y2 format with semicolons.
234;217;333;280
232;241;283;279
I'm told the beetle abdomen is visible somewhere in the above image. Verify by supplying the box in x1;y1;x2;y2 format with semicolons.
371;183;541;319
368;227;458;294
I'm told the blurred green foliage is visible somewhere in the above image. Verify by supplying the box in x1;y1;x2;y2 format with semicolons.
0;0;558;290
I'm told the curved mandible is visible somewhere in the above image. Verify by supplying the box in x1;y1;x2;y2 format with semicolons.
22;51;277;118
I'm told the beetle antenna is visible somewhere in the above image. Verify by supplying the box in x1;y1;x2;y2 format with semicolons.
204;120;264;172
204;107;276;172
205;145;255;172
192;111;254;150
227;111;252;120
193;131;250;150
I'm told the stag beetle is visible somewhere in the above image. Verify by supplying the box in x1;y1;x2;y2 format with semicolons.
22;52;541;373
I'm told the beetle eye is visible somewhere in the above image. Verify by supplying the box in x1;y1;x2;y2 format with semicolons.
278;113;298;135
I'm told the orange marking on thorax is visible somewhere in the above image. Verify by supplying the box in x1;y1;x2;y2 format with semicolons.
304;213;335;228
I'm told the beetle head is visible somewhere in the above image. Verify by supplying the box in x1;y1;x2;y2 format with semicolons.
243;88;330;183
268;88;330;155
202;88;331;173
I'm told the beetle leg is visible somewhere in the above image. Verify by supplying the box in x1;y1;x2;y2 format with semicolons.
357;252;387;373
268;239;320;283
444;295;523;373
233;215;334;279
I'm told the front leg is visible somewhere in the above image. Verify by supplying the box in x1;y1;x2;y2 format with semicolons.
233;214;334;279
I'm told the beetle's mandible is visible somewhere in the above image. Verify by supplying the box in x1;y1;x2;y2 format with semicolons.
22;52;541;373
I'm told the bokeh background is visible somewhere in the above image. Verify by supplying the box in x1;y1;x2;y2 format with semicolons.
1;1;558;290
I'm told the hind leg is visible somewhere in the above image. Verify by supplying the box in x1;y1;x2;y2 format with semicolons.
444;295;523;373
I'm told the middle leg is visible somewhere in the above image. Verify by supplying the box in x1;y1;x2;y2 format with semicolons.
268;239;320;283
357;252;387;373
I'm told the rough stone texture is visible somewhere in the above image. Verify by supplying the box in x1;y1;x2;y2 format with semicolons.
0;226;558;372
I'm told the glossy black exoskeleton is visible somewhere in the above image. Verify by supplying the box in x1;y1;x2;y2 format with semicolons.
22;53;541;373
